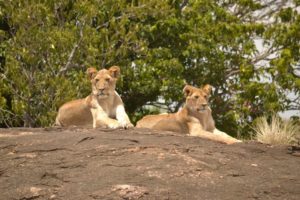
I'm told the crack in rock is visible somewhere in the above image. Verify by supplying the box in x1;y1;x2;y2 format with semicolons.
0;144;17;150
41;172;70;183
76;136;95;144
102;163;132;168
26;148;73;153
59;163;86;169
110;138;140;144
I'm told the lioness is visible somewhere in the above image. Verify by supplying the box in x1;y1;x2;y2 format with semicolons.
136;84;241;144
55;66;133;129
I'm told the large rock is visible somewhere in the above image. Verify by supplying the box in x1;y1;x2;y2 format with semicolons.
0;128;299;200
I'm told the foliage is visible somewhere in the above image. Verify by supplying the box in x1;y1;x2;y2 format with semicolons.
253;114;300;145
0;0;299;138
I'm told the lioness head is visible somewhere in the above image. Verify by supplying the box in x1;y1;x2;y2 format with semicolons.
86;66;120;99
183;84;212;113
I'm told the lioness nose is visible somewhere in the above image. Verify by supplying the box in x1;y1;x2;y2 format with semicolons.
99;88;105;93
202;103;208;107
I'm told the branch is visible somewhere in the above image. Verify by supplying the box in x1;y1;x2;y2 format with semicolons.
254;0;286;21
285;106;300;111
145;101;167;107
0;106;20;128
0;73;27;101
251;46;283;64
230;0;289;23
95;5;148;31
292;64;300;78
95;14;136;31
95;15;128;30
225;69;240;78
95;20;113;30
180;0;189;11
0;107;18;117
225;46;281;78
58;22;85;76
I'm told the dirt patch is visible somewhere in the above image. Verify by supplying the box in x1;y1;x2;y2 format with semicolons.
0;127;299;200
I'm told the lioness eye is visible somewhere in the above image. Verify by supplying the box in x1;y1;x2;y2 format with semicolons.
204;95;207;98
95;78;99;82
106;78;110;82
194;96;199;99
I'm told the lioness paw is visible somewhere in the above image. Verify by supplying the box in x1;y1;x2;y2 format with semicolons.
125;123;134;129
108;121;121;129
119;121;134;129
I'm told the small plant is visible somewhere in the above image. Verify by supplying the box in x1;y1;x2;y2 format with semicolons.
252;115;300;145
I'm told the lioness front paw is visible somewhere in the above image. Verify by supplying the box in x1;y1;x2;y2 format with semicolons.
107;121;121;129
119;121;134;129
125;123;134;129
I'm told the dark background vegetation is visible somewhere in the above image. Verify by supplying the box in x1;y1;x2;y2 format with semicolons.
0;0;299;138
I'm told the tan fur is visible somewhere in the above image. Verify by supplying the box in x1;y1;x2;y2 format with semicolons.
55;66;133;129
136;85;241;144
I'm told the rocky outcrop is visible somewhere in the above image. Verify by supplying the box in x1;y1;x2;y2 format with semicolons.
0;127;299;200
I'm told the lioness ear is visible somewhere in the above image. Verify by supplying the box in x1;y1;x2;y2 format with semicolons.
203;84;212;95
108;66;120;79
183;85;194;97
86;67;98;80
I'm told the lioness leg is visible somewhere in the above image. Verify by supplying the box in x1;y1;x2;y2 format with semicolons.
213;129;242;144
188;122;240;144
91;109;120;129
115;105;133;128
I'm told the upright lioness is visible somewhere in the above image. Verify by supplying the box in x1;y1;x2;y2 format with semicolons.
136;84;241;144
55;66;133;129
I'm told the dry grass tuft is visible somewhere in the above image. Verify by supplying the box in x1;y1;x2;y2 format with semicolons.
253;115;300;145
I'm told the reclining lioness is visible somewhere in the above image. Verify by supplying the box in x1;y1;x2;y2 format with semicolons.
55;66;133;129
136;84;241;144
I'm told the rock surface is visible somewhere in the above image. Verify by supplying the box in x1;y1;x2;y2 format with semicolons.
0;127;299;200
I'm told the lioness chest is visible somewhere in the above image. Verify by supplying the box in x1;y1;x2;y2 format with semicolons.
88;95;118;118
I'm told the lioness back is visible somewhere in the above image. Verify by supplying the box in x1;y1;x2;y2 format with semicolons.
152;118;189;133
136;113;189;133
55;98;93;127
136;114;170;128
